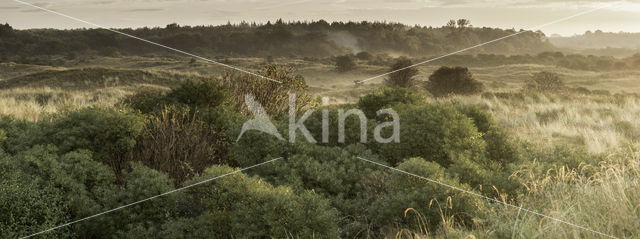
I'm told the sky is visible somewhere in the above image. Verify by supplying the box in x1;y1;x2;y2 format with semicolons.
1;0;639;36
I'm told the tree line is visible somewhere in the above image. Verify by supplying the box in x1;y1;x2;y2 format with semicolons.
0;19;554;60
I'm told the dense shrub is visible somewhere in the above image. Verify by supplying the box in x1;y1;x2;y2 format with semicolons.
524;71;565;92
454;104;494;133
427;66;484;97
41;107;145;175
335;54;357;72
126;79;230;114
385;57;419;88
123;90;170;114
367;158;486;232
0;177;70;239
128;106;231;184
0;116;42;154
165;79;230;109
0;143;180;238
165;165;340;238
374;103;521;196
375;103;485;167
245;143;382;237
358;87;421;118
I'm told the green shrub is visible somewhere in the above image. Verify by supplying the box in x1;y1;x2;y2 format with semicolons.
42;107;145;174
123;90;168;114
299;106;376;146
0;116;42;154
358;87;421;118
125;78;232;115
427;66;483;97
0;177;70;239
385;57;419;88
166;164;340;238
235;142;383;237
373;103;521;196
375;103;486;167
367;158;486;233
0;145;116;238
165;78;230;109
455;104;494;133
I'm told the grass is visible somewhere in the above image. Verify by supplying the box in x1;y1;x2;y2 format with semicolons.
444;92;640;154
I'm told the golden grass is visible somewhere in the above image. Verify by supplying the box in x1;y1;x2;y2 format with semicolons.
438;93;640;154
0;87;130;121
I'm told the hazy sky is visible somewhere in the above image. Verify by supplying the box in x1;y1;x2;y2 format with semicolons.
1;0;639;36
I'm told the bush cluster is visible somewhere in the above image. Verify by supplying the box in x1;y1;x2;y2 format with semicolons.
427;66;484;97
1;74;588;238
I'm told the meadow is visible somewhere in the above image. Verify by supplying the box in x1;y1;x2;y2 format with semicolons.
1;51;640;239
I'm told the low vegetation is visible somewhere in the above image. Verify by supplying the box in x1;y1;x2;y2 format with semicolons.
426;66;484;97
2;69;639;238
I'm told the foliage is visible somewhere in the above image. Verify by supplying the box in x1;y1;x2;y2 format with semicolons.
166;164;340;238
385;57;419;88
127;106;230;184
0;176;70;239
524;71;565;92
0;21;554;60
123;90;167;114
165;79;230;109
367;158;486;233
41;107;145;174
358;87;421;118
221;64;316;117
375;103;485;167
427;66;484;97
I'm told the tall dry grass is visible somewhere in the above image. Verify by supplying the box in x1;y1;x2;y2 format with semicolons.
439;92;640;154
0;87;130;121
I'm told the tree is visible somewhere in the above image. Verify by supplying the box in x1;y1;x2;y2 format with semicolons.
456;19;471;29
427;66;483;97
334;54;356;72
385;57;418;88
0;23;13;37
445;19;457;28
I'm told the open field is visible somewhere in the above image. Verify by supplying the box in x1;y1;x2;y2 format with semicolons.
4;57;640;152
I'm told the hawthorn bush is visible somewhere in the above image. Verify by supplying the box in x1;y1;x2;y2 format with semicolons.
427;66;483;97
385;57;418;88
165;165;340;238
